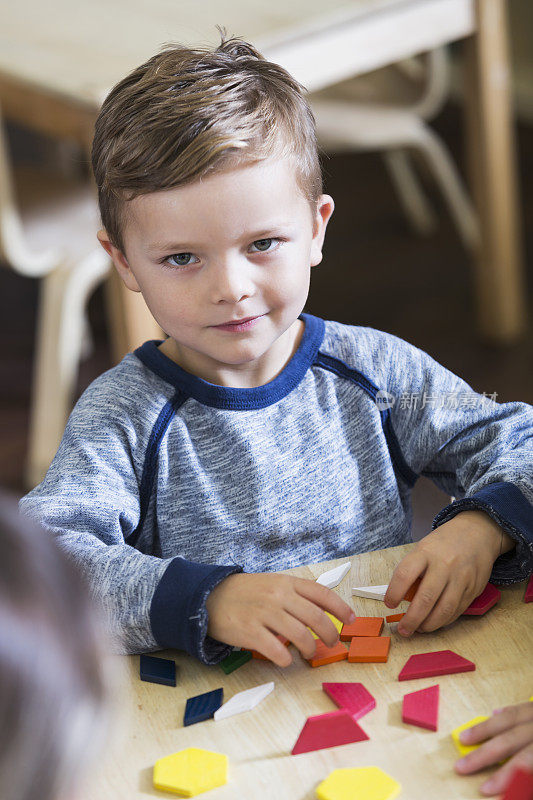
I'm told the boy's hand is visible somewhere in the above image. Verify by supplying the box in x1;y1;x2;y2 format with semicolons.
205;572;355;667
454;702;533;795
384;510;514;636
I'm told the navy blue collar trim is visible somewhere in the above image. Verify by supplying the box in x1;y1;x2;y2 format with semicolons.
133;313;325;410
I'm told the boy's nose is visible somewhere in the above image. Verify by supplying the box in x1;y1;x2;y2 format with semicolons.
210;258;255;304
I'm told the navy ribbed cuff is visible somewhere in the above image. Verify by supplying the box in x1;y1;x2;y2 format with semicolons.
150;557;243;663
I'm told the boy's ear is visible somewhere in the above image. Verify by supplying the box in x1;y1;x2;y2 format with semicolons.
310;195;335;267
97;229;141;293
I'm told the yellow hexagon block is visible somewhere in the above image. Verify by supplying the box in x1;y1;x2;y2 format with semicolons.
153;747;228;796
310;613;344;640
451;716;489;757
316;766;401;800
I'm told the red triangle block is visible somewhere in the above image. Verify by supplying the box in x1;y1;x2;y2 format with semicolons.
502;767;533;800
525;575;533;604
322;682;376;720
462;583;501;615
402;684;439;731
291;708;369;754
398;650;475;681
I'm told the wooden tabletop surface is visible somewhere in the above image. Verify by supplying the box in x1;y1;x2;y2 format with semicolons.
82;543;533;800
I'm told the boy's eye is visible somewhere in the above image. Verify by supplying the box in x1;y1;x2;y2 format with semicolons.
165;253;199;267
250;238;276;253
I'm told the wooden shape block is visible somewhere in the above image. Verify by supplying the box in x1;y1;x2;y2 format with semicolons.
402;684;439;731
153;747;227;796
219;649;252;674
525;575;533;603
322;682;376;719
183;688;223;727
310;612;344;640
502;767;533;800
139;654;176;687
399;650;475;681
451;716;489;756
291;708;368;755
386;613;405;623
348;636;390;663
308;639;348;667
462;582;501;615
214;681;274;721
251;635;290;660
351;584;388;600
340;616;384;640
316;766;401;800
316;561;352;589
403;578;422;602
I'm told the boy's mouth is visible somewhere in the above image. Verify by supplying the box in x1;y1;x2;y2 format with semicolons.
212;314;264;332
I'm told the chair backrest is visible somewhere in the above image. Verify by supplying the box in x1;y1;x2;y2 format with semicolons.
398;47;450;120
0;107;60;277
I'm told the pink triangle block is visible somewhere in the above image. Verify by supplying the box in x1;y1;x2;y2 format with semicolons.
322;682;376;720
462;583;501;615
402;684;439;731
398;650;475;681
291;708;369;755
525;575;533;604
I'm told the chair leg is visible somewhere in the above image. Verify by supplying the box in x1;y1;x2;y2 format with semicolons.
24;249;111;489
383;148;437;236
413;125;480;251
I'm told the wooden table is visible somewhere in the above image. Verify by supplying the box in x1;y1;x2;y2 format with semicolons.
83;543;533;800
0;0;526;348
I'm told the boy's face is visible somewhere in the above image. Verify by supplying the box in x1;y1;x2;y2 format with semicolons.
98;157;334;387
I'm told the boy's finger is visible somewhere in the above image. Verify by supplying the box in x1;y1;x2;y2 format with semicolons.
397;571;447;636
456;723;533;777
480;749;533;796
384;553;427;609
273;611;319;660
295;578;355;624
252;628;293;667
416;581;467;633
289;596;341;648
461;705;533;745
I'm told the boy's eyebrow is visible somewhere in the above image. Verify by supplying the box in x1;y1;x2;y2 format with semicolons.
147;225;295;254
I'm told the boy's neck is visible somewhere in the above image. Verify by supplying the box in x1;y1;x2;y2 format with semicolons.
158;317;305;389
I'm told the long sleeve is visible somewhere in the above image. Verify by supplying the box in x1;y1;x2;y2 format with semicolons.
19;374;241;661
384;334;533;582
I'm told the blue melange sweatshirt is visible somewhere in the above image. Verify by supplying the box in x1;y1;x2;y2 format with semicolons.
20;314;533;663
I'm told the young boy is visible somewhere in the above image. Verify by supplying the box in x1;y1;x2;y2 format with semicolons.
20;36;532;672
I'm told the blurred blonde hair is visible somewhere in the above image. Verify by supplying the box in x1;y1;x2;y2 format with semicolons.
92;31;322;253
0;490;109;800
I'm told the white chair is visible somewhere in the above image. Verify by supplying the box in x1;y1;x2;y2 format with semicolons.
0;114;111;488
311;48;479;251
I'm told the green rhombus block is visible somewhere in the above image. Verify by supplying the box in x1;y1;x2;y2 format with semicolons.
219;649;252;674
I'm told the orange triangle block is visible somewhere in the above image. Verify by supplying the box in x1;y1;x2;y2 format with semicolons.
404;578;422;602
308;639;348;667
292;708;369;754
348;636;390;663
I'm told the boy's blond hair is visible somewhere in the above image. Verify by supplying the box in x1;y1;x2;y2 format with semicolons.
91;33;322;253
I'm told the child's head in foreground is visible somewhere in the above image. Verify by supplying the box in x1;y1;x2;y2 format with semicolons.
0;490;109;800
92;34;334;386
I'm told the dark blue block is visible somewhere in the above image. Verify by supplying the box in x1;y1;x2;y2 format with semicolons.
139;654;176;686
184;687;224;726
